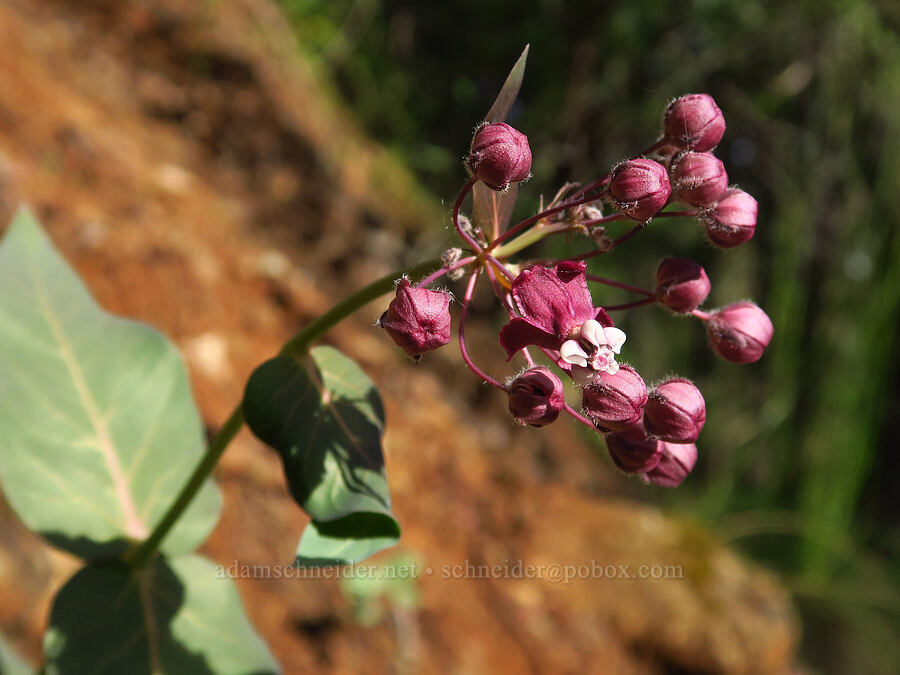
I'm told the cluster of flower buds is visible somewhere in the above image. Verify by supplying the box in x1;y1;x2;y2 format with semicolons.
378;91;772;489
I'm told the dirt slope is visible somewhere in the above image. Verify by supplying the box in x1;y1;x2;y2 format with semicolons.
0;1;798;673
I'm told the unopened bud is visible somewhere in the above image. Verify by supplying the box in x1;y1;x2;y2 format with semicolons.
379;278;452;359
655;257;710;313
644;378;706;443
507;366;565;427
701;189;757;248
670;151;728;207
609;159;672;221
605;423;663;474
705;302;773;364
582;365;647;432
663;94;726;152
643;442;698;487
466;122;532;191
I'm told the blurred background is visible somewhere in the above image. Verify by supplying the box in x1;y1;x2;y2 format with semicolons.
0;0;897;673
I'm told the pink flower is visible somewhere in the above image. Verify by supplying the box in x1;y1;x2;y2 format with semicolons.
498;261;626;382
655;257;711;313
642;442;698;487
644;378;706;443
507;366;565;427
379;278;452;359
664;94;726;152
466;122;532;191
705;302;773;363
605;423;663;474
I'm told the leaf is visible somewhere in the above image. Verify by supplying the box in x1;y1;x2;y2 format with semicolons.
0;634;31;675
473;45;529;238
0;208;220;559
43;555;279;675
243;346;399;567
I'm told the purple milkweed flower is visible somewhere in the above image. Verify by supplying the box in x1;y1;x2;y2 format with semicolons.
581;365;648;432
704;301;773;364
701;188;758;248
498;261;626;383
507;366;566;427
379;278;452;359
608;159;672;222
644;378;706;443
664;94;726;152
466;122;532;191
642;442;698;487
605;423;663;474
670;151;728;207
655;257;711;313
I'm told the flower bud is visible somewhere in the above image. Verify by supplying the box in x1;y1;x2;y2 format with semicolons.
705;302;773;364
379;278;452;359
670;151;728;207
466;122;532;191
655;257;711;313
644;378;706;443
663;94;726;152
609;159;672;221
507;366;566;427
582;365;647;432
701;188;757;248
643;442;698;487
605;423;663;474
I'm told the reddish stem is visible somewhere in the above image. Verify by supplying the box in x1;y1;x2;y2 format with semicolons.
587;275;655;297
564;403;598;432
692;309;712;321
580;213;626;229
604;297;657;311
453;177;481;251
487;184;608;251
416;255;477;288
458;270;506;390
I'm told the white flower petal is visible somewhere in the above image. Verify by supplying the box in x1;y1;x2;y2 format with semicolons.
603;327;627;354
579;319;606;348
605;359;620;375
560;339;589;368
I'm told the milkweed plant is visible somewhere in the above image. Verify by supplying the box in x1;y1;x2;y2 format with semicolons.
0;48;771;673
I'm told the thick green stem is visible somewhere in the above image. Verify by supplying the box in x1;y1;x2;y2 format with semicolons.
125;257;442;568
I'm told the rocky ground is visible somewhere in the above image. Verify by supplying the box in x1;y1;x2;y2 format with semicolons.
0;1;798;672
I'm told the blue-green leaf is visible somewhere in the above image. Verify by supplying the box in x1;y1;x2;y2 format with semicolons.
0;208;220;559
44;555;279;674
243;346;399;566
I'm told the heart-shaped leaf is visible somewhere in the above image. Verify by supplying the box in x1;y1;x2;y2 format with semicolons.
44;555;278;674
243;346;399;566
0;635;31;675
0;208;220;559
473;45;529;238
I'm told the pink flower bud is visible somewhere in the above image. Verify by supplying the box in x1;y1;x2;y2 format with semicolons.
701;188;758;248
379;278;452;359
643;442;698;487
605;423;663;474
582;365;647;432
705;302;774;364
663;94;726;152
655;257;711;313
507;366;565;427
466;122;532;191
670;151;728;207
609;159;672;221
644;378;706;443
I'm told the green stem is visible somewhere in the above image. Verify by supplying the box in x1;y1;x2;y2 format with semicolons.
125;256;442;568
491;221;575;259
